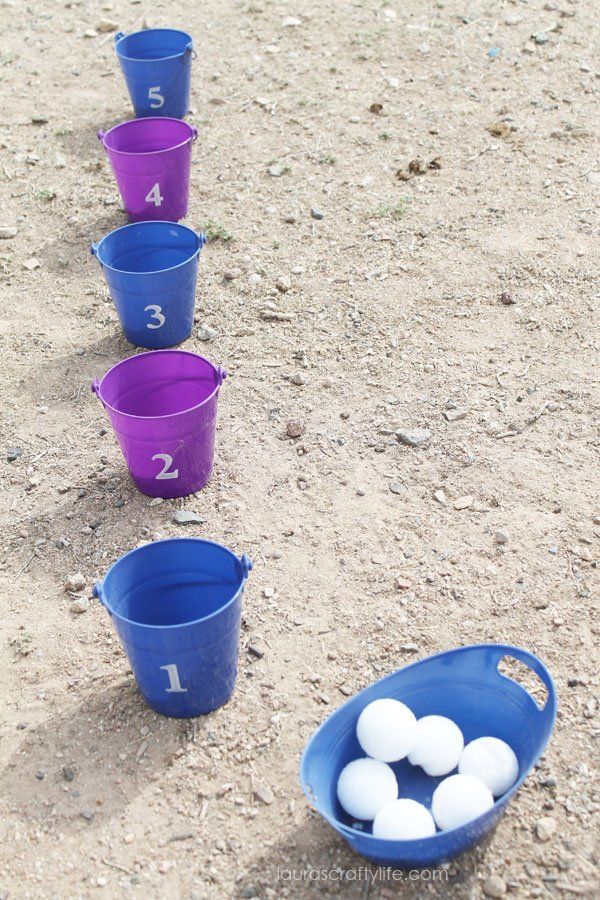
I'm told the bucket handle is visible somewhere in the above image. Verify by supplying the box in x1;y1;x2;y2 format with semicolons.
97;129;106;142
216;366;227;386
114;31;126;45
91;378;104;406
90;242;99;257
191;126;199;142
490;645;556;719
187;40;197;60
93;582;106;607
239;554;253;580
197;232;206;248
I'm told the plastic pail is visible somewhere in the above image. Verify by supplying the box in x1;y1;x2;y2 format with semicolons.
91;221;204;349
94;538;252;718
92;350;226;499
114;29;194;119
301;644;556;867
99;118;197;222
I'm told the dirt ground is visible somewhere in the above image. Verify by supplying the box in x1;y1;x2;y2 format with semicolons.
0;0;598;897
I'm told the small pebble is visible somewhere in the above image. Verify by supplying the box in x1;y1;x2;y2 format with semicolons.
433;489;446;505
7;446;22;461
62;767;76;782
286;420;304;438
536;816;557;842
64;573;85;593
197;324;217;342
31;115;49;124
453;496;473;510
80;809;95;823
173;510;205;526
310;208;324;220
255;785;274;805
70;599;88;614
483;875;507;898
275;275;291;293
389;482;407;496
495;529;509;545
500;291;515;305
0;226;18;240
444;409;469;422
396;428;431;447
290;372;305;386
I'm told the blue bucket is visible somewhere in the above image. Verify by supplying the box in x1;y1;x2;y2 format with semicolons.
300;644;556;867
91;221;204;349
94;539;252;718
114;29;194;119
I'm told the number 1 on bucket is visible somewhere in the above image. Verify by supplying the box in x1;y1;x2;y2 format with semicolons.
148;86;164;109
151;453;179;480
145;183;164;207
160;664;187;693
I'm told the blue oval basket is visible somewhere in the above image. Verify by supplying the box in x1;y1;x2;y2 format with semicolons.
300;644;556;867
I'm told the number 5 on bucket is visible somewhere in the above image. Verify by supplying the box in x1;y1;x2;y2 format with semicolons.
145;183;163;207
148;86;164;108
160;664;187;693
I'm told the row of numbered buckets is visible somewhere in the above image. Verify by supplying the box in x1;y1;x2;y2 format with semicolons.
79;27;557;871
94;30;219;497
89;29;249;723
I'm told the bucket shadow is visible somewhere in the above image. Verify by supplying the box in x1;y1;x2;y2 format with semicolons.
20;334;136;403
239;816;489;897
0;680;186;831
36;210;129;276
55;115;125;162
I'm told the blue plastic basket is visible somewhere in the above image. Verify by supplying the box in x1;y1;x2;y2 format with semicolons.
300;644;556;867
94;538;252;718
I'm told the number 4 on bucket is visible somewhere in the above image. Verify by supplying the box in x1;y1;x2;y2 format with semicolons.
145;183;163;207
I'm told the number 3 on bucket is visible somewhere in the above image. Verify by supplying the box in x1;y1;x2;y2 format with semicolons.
161;664;187;693
145;183;163;207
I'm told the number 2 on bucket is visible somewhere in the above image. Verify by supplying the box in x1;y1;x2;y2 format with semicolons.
148;86;164;109
152;453;179;480
145;183;164;207
144;304;165;329
160;664;187;693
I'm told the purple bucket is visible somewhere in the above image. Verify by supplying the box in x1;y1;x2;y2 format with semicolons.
92;351;226;499
98;118;197;222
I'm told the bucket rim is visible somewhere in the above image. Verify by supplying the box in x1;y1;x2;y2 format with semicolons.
95;349;225;421
115;28;193;63
97;537;248;631
100;117;196;156
299;643;556;850
93;221;203;276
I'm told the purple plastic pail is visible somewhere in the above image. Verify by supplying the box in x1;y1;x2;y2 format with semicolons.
98;118;197;222
92;351;226;499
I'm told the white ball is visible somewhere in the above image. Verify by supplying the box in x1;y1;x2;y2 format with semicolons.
373;798;436;840
407;715;464;776
432;774;494;831
459;736;519;797
356;698;418;762
336;758;398;821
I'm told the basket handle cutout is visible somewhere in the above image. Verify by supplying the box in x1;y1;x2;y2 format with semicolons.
497;654;548;710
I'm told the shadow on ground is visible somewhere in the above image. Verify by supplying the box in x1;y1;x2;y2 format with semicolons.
236;814;493;898
0;679;187;832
